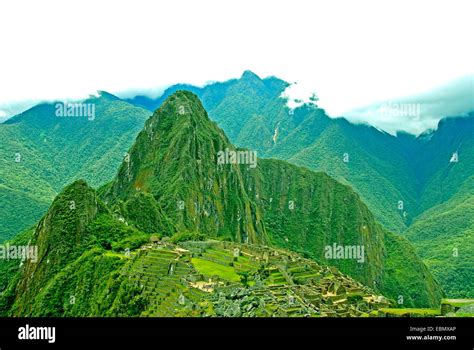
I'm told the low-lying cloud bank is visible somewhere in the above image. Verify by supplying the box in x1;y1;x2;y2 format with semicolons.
339;75;474;135
2;73;473;137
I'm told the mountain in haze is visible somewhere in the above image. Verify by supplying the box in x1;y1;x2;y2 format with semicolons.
126;72;473;298
0;92;150;241
0;91;443;317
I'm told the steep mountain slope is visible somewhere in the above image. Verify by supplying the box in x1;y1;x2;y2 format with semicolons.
104;91;442;306
401;116;473;298
252;158;443;306
102;91;267;244
0;93;150;241
9;180;104;314
1;179;390;317
0;91;443;316
2;71;470;304
124;70;288;140
126;72;419;233
126;72;473;232
272;115;474;298
279;119;419;233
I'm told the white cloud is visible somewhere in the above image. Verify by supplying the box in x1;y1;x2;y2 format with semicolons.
280;82;320;110
339;75;474;134
0;0;473;133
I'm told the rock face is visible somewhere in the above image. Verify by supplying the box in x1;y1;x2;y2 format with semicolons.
1;91;444;316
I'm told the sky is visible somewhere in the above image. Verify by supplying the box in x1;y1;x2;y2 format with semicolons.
0;0;473;134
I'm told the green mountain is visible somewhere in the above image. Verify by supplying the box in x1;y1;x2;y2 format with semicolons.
1;71;470;303
102;91;267;243
0;178;395;317
126;72;473;298
127;72;473;227
127;72;418;234
110;91;444;306
1;91;443;317
403;116;474;298
0;93;150;241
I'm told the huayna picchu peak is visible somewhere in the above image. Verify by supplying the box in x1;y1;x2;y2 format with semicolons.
0;91;451;318
102;90;268;244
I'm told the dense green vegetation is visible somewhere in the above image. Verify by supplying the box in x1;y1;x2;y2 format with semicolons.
0;93;150;241
127;72;418;233
125;72;473;298
1;71;472;310
103;91;267;244
0;91;446;317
